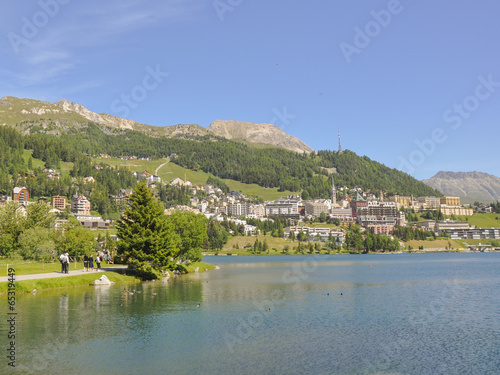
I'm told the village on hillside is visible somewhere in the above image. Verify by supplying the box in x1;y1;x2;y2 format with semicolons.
3;163;499;252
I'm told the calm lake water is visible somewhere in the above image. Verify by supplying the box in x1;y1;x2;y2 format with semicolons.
3;253;500;374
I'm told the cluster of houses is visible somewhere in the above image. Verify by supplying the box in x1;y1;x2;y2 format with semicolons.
97;154;152;161
419;219;500;240
41;168;61;180
3;165;498;242
132;171;162;185
165;177;482;238
1;186;111;231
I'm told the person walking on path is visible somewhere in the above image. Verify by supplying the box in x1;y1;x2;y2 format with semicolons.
60;253;69;274
95;254;101;272
66;253;72;273
59;253;66;273
89;254;94;272
83;253;89;272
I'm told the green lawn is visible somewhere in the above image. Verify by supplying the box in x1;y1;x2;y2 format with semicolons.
0;259;82;276
307;223;343;228
22;150;45;169
157;161;210;185
91;157;169;175
23;150;74;176
0;261;217;294
404;239;463;250
221;179;297;201
0;271;140;294
455;213;500;228
222;235;293;253
0;259;124;277
454;239;500;246
59;160;74;176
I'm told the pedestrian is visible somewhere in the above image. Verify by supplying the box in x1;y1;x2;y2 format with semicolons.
83;253;89;272
95;254;101;272
64;253;70;273
89;254;94;272
59;253;65;273
51;250;55;263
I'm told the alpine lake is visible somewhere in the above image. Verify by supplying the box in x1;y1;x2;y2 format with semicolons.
3;253;500;374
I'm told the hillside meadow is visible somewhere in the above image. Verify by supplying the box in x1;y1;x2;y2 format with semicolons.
91;157;297;201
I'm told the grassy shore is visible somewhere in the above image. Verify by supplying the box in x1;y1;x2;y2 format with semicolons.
219;234;498;255
0;259;95;276
0;271;140;295
0;261;216;295
405;239;463;250
183;262;216;273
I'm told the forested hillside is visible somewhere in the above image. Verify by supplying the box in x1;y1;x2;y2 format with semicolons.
0;126;136;218
1;122;440;200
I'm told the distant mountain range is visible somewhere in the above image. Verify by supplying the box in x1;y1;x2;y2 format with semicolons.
423;171;500;204
0;96;313;154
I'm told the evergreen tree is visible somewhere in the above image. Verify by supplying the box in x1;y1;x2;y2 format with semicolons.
207;221;228;251
167;211;208;262
116;182;180;270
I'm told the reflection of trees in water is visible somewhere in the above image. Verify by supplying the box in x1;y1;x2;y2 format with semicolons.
14;279;206;372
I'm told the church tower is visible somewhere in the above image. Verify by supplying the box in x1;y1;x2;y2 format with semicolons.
331;175;337;206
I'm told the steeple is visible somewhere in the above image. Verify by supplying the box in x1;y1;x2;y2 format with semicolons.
331;175;336;206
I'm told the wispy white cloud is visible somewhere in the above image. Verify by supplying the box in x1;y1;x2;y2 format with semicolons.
25;49;71;65
0;61;74;86
1;0;208;88
58;80;103;96
62;0;208;45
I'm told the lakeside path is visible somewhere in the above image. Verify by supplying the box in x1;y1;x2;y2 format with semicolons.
0;266;127;283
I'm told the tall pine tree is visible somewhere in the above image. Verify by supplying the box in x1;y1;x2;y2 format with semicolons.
116;182;180;270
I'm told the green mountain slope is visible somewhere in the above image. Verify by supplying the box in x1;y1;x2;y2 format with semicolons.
0;97;441;199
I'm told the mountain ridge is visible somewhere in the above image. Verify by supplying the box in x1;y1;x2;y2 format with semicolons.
0;96;313;153
423;171;500;203
207;119;313;154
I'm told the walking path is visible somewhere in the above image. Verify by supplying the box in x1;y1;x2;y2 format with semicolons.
155;160;169;175
0;266;127;283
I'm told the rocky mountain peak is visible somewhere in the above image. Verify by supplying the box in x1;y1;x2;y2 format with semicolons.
423;170;500;203
207;120;314;153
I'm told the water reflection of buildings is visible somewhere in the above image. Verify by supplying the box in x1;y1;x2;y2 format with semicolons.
59;294;69;336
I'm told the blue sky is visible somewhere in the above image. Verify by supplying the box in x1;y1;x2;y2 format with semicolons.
1;0;500;180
